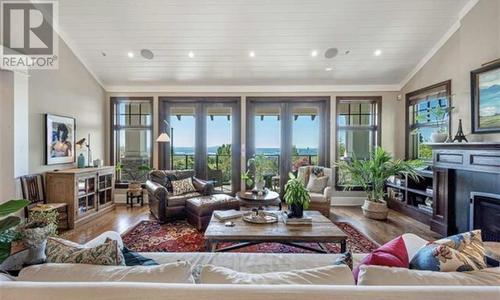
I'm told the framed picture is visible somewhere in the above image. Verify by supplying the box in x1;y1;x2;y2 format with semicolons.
471;61;500;133
45;114;76;165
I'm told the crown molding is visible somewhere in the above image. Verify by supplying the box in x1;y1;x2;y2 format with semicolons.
398;0;479;90
104;84;401;93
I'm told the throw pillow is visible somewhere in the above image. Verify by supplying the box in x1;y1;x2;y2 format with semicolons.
353;236;409;281
19;261;195;283
200;264;355;285
357;265;500;286
46;237;125;266
171;177;196;196
410;230;487;272
165;174;177;193
122;246;158;266
306;173;329;193
311;166;325;177
334;251;353;270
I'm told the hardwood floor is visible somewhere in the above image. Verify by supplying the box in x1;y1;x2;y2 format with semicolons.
60;204;441;246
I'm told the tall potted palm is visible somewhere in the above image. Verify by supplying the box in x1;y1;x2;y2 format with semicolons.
335;147;421;220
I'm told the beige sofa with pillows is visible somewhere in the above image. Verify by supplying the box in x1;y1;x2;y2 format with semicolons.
1;232;499;300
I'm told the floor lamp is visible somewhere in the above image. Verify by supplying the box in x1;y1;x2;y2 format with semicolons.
156;120;174;169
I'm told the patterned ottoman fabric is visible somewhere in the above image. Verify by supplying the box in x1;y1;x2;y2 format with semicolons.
186;194;240;216
410;230;487;272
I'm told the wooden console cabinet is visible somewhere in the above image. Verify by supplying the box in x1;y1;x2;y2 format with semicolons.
46;167;115;229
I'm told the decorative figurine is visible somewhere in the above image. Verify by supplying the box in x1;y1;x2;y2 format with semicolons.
453;119;468;143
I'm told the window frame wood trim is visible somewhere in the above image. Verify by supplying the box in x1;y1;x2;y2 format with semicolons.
110;96;154;186
404;80;452;160
335;96;382;191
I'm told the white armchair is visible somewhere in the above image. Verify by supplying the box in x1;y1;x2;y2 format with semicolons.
296;166;333;218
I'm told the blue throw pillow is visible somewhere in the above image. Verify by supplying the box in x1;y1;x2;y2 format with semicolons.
122;247;158;266
410;230;487;272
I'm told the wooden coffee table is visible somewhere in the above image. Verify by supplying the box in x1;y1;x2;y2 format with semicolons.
204;210;347;253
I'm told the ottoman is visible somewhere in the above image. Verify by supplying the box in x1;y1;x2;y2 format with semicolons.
186;194;240;231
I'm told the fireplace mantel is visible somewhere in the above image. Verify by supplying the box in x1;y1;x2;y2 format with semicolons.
426;142;500;236
426;142;500;174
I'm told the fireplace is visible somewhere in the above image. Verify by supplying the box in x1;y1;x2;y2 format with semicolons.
470;192;500;242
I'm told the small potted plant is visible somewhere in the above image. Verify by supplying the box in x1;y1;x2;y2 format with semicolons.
335;147;421;220
0;199;30;263
242;154;274;193
20;209;58;264
414;106;455;143
284;173;310;218
119;163;152;190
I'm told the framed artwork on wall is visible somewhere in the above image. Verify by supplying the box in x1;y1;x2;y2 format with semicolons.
45;114;76;165
471;60;500;133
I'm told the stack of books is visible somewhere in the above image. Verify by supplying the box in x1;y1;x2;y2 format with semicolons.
214;210;243;221
282;211;312;225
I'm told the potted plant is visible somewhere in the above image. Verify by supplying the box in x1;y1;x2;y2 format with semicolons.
284;173;310;218
20;209;58;265
335;147;421;220
119;163;152;190
242;154;274;193
414;106;455;143
0;199;30;263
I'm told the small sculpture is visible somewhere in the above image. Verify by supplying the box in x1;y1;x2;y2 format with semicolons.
453;119;468;143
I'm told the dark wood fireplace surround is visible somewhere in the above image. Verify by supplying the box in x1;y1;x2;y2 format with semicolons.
427;143;500;237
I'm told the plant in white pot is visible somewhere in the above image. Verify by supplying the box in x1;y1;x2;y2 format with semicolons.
335;147;421;220
242;154;274;193
284;173;310;218
20;209;58;265
414;106;455;143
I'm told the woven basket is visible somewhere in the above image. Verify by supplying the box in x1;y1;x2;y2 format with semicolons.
361;199;388;220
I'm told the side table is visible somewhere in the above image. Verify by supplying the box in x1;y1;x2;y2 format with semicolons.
126;188;144;208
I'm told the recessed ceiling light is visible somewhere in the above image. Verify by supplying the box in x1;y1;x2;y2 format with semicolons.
324;48;338;59
344;50;350;55
127;51;134;58
325;67;333;72
311;50;318;57
249;51;255;58
374;49;382;56
188;51;194;58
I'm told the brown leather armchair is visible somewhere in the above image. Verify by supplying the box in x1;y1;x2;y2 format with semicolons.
146;170;214;223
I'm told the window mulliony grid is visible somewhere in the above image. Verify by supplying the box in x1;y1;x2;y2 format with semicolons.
409;98;448;132
337;100;378;132
114;101;152;128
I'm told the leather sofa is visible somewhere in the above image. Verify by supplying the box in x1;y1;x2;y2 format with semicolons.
146;170;214;223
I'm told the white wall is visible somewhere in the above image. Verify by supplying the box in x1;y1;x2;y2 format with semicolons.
401;0;500;142
0;70;16;200
28;37;106;173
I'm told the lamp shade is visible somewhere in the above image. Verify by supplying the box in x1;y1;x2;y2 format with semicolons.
156;132;171;143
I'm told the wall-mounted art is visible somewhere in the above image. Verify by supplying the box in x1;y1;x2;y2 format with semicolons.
45;114;76;165
471;60;500;133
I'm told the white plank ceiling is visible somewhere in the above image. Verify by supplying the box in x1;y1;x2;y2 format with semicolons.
56;0;470;88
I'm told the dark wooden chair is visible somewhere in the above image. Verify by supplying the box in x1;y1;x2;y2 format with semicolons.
19;174;69;230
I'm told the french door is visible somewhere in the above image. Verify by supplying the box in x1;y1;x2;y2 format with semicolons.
158;98;241;193
246;97;329;193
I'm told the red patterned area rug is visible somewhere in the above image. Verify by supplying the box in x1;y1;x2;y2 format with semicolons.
122;220;378;254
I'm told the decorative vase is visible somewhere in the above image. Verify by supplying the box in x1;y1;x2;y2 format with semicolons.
361;199;388;220
430;132;448;143
21;224;56;265
289;203;304;218
255;179;265;192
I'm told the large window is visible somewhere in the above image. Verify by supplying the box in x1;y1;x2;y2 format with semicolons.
111;97;153;184
406;80;451;160
336;96;381;189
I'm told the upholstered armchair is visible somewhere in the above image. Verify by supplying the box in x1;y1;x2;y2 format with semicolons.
146;170;214;223
296;166;333;218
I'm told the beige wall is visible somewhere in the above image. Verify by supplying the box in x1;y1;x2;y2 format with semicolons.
400;0;500;142
28;38;106;173
0;70;16;200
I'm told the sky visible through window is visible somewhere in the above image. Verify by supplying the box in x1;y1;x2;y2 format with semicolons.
171;114;319;155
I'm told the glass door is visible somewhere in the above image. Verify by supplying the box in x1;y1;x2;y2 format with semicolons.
169;106;196;170
291;106;320;172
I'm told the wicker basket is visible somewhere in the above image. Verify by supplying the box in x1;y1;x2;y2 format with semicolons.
361;199;389;220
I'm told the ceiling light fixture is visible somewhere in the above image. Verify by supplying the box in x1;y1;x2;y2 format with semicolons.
311;50;318;57
324;48;338;59
374;49;382;56
127;51;134;58
140;49;154;60
188;51;194;58
325;67;333;72
249;51;255;58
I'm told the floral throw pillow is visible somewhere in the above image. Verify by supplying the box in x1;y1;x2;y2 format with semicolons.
410;230;486;272
46;237;125;266
171;177;196;196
